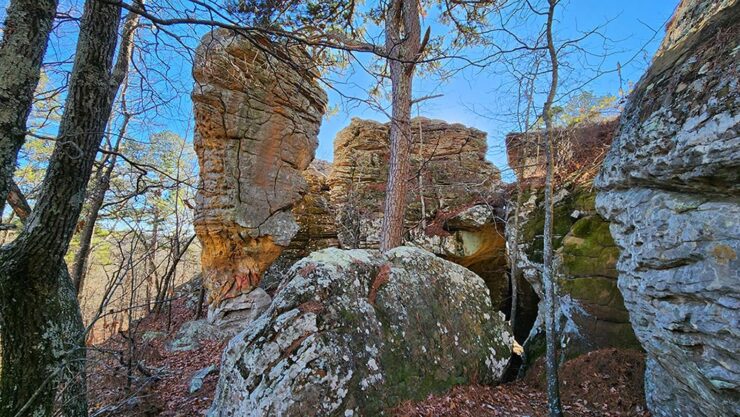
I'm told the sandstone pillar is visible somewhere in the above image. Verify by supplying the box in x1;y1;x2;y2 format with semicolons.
192;29;326;323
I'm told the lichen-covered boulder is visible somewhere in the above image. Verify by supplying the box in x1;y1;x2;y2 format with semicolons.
209;247;513;417
595;1;740;415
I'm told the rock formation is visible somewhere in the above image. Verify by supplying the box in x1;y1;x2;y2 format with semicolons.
191;29;326;323
329;117;502;248
506;119;640;364
328;118;510;309
408;204;510;310
210;247;513;417
261;159;339;293
595;1;739;415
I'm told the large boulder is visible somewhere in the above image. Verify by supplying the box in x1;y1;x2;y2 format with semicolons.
209;247;513;417
595;1;740;415
191;29;327;323
505;119;640;361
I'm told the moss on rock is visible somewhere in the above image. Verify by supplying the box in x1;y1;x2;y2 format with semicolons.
561;215;619;278
516;185;641;369
521;186;597;263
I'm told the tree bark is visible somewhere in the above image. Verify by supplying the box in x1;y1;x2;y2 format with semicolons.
542;0;563;416
0;0;122;415
0;0;58;207
72;113;129;294
379;0;422;251
509;164;523;336
71;1;142;294
6;179;31;221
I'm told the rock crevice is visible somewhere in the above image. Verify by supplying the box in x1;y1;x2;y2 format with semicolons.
505;119;640;365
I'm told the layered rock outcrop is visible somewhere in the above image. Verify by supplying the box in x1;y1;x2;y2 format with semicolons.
329;117;502;248
595;1;740;415
506;119;640;363
210;247;513;417
261;159;339;293
328;118;510;309
192;29;327;323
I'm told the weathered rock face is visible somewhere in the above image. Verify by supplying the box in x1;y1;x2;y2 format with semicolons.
328;118;509;309
408;204;510;310
595;1;740;415
206;287;272;329
210;247;513;417
192;29;327;321
506;120;640;364
506;120;619;186
329;117;502;249
261;159;339;294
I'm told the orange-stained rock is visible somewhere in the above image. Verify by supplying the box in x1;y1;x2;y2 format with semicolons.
505;119;618;186
191;29;326;319
328;117;503;249
326;118;510;309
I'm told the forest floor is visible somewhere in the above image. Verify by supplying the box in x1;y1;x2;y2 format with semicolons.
396;349;650;417
87;297;223;416
87;297;649;417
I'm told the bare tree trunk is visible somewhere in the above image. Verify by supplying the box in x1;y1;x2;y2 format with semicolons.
542;1;563;415
379;0;423;251
510;173;523;334
150;210;163;307
72;112;130;294
155;234;196;313
0;0;58;207
71;2;142;294
6;179;31;221
0;0;122;415
195;283;206;319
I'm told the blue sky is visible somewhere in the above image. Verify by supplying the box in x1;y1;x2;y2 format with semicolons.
2;0;679;183
313;0;678;181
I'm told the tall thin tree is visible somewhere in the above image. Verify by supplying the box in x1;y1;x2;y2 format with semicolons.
71;1;143;293
379;0;427;251
541;0;564;415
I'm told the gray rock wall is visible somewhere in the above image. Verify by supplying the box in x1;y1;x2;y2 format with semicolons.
595;1;740;415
